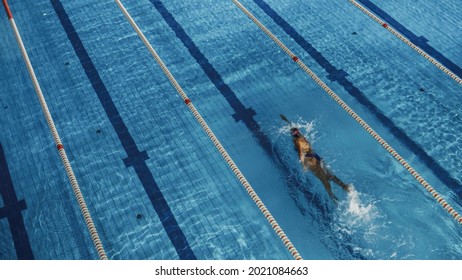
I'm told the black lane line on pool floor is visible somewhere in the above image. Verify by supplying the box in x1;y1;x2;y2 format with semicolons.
357;0;462;79
151;0;366;259
252;0;462;197
0;143;34;260
51;0;196;260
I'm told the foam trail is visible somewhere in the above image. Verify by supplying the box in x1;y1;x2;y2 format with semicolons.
345;185;375;224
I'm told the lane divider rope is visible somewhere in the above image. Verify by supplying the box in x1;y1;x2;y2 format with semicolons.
114;0;303;260
1;0;108;259
232;0;462;225
348;0;462;85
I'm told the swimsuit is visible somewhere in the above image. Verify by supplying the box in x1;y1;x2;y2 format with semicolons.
294;136;321;162
305;153;321;161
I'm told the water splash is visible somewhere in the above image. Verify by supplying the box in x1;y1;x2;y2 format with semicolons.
344;185;375;224
329;185;383;259
277;117;317;143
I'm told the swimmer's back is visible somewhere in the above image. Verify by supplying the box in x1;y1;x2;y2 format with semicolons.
294;137;311;154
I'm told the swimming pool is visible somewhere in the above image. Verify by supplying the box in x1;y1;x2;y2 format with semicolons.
1;0;461;260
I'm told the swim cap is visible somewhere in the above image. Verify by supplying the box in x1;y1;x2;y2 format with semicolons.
290;128;300;136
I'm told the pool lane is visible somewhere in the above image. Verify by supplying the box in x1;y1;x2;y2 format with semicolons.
146;0;372;259
50;0;196;260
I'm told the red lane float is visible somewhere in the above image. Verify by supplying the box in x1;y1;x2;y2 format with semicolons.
2;0;13;19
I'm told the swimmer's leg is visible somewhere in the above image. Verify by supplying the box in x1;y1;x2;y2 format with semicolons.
331;176;350;192
320;178;339;204
320;162;349;192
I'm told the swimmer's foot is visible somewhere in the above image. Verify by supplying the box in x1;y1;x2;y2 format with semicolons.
342;184;351;192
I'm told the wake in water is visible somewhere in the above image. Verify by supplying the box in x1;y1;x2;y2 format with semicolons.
330;185;382;259
273;116;384;258
273;116;437;259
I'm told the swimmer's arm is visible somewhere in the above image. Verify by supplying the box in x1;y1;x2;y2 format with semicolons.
293;139;305;162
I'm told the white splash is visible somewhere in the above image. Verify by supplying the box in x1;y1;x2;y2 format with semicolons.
277;117;317;143
344;185;376;224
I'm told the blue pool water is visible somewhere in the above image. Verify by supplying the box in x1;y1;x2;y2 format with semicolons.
1;0;461;260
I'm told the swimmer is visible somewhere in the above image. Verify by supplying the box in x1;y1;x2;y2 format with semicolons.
281;115;350;203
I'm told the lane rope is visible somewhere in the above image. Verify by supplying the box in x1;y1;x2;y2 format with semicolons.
232;0;462;225
114;0;303;260
348;0;462;85
1;0;108;259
